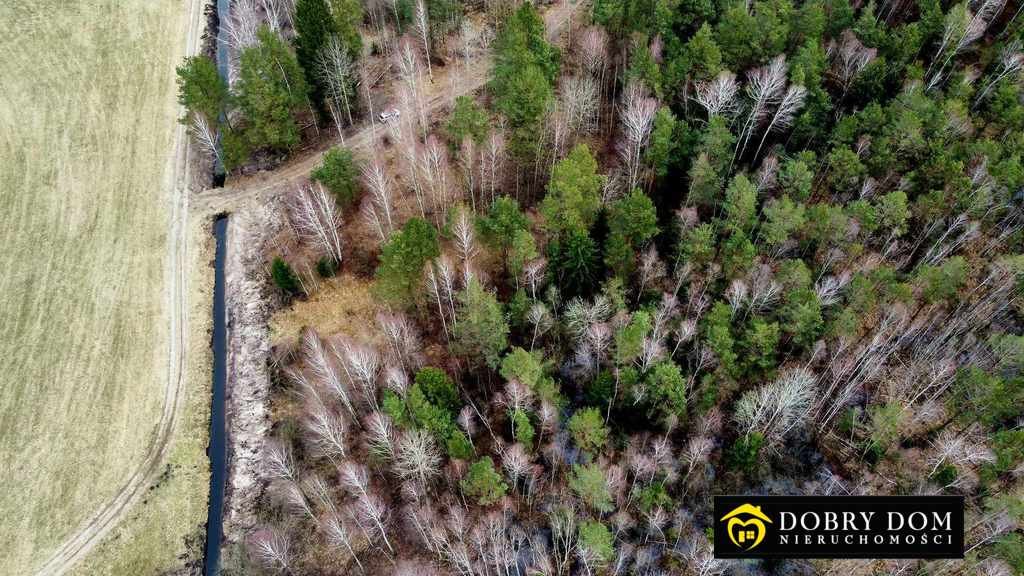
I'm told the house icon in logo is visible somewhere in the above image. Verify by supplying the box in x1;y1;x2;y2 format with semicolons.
721;503;773;550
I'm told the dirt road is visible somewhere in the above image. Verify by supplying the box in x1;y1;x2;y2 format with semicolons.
30;0;205;574
192;0;583;216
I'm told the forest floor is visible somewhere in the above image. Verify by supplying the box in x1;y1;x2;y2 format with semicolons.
0;0;210;574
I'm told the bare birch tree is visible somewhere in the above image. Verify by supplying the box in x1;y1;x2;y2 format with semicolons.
480;129;506;206
321;511;366;570
422;135;453;222
249;525;292;573
316;35;357;140
189;114;222;167
694;71;739;117
618;82;659;191
361;159;396;241
303;400;348;462
735;55;788;162
394;428;442;487
973;41;1023;106
561;75;600;137
222;0;261;84
289;183;344;264
414;0;433;79
751;84;806;161
734;368;817;448
830;30;877;97
396;37;428;137
303;329;355;416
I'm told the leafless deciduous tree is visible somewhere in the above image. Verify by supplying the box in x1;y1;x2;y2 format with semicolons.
356;492;394;552
260;0;292;32
752;84;806;161
735;55;788;162
425;259;453;341
694;71;739;117
579;26;609;78
479;129;506;206
396;38;428;137
303;400;348;462
377;311;422;371
316;35;357;140
222;0;261;84
618;82;659;191
413;0;433;79
334;338;381;408
928;425;995;481
829;30;877;96
361;159;396;241
734;368;817;448
264;437;297;481
974;41;1023;106
270;478;315;520
458;137;477;208
561;76;600;137
289;183;344;264
321;511;366;570
451;205;477;272
365;411;397;460
422;135;454;223
303;329;355;416
188;114;222;167
249;525;292;573
394;428;442;487
549;506;579;576
927;0;1006;89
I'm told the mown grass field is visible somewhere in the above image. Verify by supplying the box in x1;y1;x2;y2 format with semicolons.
0;1;204;572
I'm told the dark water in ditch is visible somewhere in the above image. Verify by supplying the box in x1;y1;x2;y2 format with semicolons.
203;3;232;573
204;216;228;575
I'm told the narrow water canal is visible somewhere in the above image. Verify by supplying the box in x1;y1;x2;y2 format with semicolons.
204;215;228;575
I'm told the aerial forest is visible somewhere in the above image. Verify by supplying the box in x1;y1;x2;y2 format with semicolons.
178;0;1024;573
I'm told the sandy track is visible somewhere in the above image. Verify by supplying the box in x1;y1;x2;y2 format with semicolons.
30;0;205;574
192;0;582;216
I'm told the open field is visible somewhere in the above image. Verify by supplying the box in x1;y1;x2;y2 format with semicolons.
0;1;204;573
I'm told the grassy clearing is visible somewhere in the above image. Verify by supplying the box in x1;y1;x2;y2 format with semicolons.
270;274;382;344
0;1;196;572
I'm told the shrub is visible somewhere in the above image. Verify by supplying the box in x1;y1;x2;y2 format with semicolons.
510;409;535;449
271;257;301;296
578;520;614;565
445;430;475;460
311;147;360;209
568;407;609;454
316;256;338;278
414;367;459;413
462;457;508;505
727;432;764;476
569;463;614;513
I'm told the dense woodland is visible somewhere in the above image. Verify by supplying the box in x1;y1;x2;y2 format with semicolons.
179;0;1024;573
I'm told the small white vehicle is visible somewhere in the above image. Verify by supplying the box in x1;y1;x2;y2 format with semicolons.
379;108;401;123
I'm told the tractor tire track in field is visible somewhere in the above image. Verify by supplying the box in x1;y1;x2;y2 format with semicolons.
32;0;205;573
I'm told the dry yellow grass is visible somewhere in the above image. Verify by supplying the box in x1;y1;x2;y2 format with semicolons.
271;274;384;344
73;215;214;575
0;1;200;573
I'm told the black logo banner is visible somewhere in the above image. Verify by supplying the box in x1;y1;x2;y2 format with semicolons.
714;496;964;559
